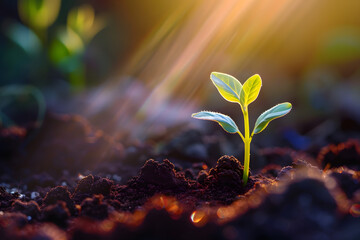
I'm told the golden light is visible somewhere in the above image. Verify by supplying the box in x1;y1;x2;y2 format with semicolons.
112;209;146;227
190;210;207;226
150;195;183;219
99;220;115;232
349;204;360;217
217;206;236;220
81;0;360;138
118;0;343;108
77;173;85;180
166;203;182;219
152;195;168;209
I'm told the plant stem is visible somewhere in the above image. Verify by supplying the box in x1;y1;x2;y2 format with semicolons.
243;108;251;185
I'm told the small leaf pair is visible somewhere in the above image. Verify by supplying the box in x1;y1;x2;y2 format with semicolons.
193;72;291;137
192;102;291;135
192;72;292;185
210;72;261;109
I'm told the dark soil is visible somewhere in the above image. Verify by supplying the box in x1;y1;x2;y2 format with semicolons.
1;113;360;239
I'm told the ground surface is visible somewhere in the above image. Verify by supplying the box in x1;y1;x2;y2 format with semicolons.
1;114;360;240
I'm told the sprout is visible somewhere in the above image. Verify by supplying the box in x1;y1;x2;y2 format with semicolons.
192;72;292;185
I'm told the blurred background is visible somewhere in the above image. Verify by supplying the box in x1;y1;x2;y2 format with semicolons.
0;0;360;171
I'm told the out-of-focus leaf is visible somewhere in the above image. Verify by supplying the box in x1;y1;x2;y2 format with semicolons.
191;111;239;133
49;27;85;89
18;0;61;29
49;27;83;66
69;64;85;90
58;28;84;54
210;72;242;104
240;74;262;108
4;22;41;55
253;102;292;134
67;4;105;42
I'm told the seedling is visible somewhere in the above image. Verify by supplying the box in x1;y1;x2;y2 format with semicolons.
192;72;292;185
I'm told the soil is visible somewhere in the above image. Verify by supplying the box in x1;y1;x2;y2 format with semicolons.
1;113;360;240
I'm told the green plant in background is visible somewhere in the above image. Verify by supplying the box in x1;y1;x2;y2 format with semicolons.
18;0;61;39
4;0;104;90
49;4;105;88
67;4;105;43
192;72;292;185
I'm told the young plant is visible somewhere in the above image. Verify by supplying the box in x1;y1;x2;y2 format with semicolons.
192;72;292;185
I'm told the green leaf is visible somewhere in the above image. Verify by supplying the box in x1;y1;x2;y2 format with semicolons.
240;74;262;108
191;111;239;133
210;72;242;103
18;0;61;29
252;102;292;135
